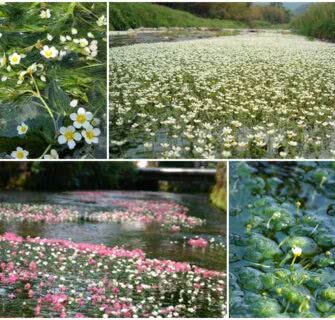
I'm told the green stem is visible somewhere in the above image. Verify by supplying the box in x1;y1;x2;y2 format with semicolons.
39;144;52;159
291;255;297;266
30;75;57;131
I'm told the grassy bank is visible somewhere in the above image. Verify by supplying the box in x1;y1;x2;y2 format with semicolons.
110;3;246;30
292;3;335;41
210;163;226;211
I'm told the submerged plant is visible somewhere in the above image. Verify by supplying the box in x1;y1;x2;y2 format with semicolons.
230;162;335;318
0;3;107;159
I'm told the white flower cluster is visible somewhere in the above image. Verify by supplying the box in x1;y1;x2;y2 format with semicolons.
110;31;335;159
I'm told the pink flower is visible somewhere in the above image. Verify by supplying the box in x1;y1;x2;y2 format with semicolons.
34;304;41;316
75;313;85;318
188;238;208;248
171;225;181;232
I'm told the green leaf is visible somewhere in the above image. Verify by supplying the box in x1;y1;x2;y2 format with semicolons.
46;79;70;114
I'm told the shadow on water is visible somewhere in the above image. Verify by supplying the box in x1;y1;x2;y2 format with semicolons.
110;29;240;47
0;191;226;271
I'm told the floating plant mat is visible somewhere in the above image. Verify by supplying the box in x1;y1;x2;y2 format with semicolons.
0;200;204;230
110;32;335;159
0;233;226;317
0;3;107;159
0;192;226;271
230;161;335;317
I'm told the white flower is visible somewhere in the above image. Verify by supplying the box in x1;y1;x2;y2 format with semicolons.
288;141;298;147
11;147;29;159
47;34;53;41
87;32;94;38
44;149;59;159
91;118;101;126
60;35;66;43
79;38;89;48
58;126;81;149
9;52;21;65
279;151;287;158
70;107;93;129
97;15;107;26
0;54;6;67
292;246;302;257
40;9;51;19
71;28;78;35
17;122;28;135
1;76;7;82
70;99;78;108
81;125;101;144
40;45;59;59
40;75;46;82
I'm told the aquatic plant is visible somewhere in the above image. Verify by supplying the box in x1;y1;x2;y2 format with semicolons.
230;161;335;317
0;232;225;317
0;3;107;159
110;32;335;159
0;199;204;230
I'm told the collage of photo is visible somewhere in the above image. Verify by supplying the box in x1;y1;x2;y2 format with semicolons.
1;1;335;319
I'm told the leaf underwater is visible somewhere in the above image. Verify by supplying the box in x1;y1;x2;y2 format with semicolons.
230;162;335;318
0;2;107;159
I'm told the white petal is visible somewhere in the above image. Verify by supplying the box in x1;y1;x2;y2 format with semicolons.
70;113;77;121
78;107;85;115
58;135;66;144
93;128;101;136
59;127;66;134
86;112;93;120
73;121;81;129
68;140;76;149
74;132;82;141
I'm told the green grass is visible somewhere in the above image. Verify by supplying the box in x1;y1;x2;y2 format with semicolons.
210;186;226;211
110;3;247;31
292;3;335;42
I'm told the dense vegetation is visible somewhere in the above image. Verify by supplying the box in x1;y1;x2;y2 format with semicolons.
0;162;137;191
110;3;247;30
292;3;335;42
110;3;292;31
162;3;291;25
0;3;107;159
230;162;335;317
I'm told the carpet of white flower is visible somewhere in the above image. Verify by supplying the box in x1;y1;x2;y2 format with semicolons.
110;32;335;159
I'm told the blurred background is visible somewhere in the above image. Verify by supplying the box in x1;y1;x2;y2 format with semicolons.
0;161;226;210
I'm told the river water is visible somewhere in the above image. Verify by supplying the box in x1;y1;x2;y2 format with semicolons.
0;191;226;271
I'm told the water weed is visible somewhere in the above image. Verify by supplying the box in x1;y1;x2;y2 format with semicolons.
0;3;107;159
230;161;335;317
0;232;225;317
110;32;335;159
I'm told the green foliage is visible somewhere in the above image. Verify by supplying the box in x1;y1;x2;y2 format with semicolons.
0;162;138;191
0;2;107;159
292;3;335;42
110;3;246;30
161;3;290;25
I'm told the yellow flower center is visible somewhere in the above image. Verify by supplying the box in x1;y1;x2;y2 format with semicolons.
86;130;95;139
44;50;53;58
16;151;25;159
64;131;74;140
77;114;86;124
12;56;18;63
